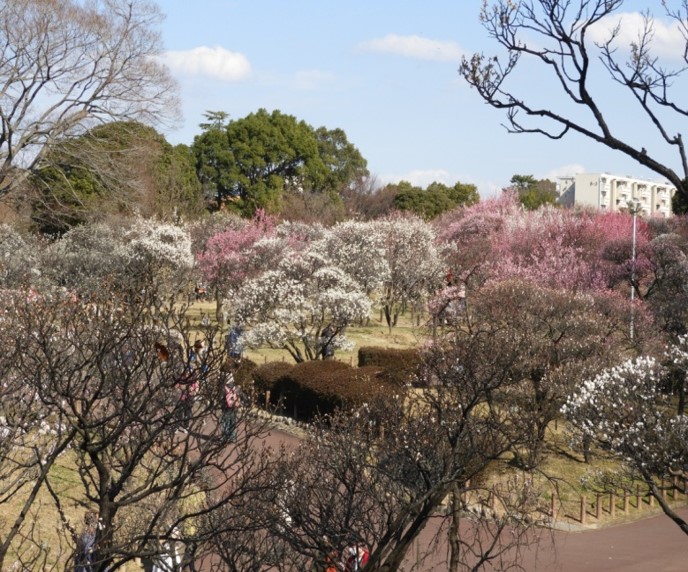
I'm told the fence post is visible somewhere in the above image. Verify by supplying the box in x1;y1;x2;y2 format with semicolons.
550;493;558;520
661;478;667;500
595;493;601;519
350;355;354;367
649;490;655;508
636;484;642;511
609;492;616;517
623;490;629;513
265;390;271;408
580;495;586;524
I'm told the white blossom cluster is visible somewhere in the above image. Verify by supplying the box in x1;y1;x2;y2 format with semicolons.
311;220;390;295
234;247;372;357
667;333;688;368
123;218;193;269
562;357;688;471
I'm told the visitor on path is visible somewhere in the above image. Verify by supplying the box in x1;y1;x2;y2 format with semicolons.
176;369;198;429
225;323;244;360
221;368;241;443
74;510;98;572
149;536;182;572
341;542;369;571
189;339;208;376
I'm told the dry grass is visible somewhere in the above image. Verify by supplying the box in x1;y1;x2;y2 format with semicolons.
186;300;428;365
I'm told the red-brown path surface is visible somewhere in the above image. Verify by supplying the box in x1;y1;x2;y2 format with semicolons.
527;510;688;571
239;424;688;572
407;507;688;571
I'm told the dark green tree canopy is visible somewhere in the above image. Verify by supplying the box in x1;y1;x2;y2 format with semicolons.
314;126;369;195
506;174;558;211
392;180;479;219
192;109;367;217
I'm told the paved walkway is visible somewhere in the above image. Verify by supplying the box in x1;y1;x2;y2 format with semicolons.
247;423;688;571
515;507;688;571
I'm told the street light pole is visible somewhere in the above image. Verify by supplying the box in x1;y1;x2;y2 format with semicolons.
628;201;640;340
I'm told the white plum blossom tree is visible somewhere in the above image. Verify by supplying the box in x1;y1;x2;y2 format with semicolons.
43;223;129;297
233;248;371;362
562;357;688;536
311;220;390;296
0;225;41;289
667;333;688;415
376;214;444;332
122;218;194;309
124;218;193;270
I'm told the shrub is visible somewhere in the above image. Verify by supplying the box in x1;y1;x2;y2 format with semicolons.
324;366;389;404
357;347;423;386
276;361;352;420
251;361;293;393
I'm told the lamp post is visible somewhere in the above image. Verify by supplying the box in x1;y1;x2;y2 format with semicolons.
628;201;641;340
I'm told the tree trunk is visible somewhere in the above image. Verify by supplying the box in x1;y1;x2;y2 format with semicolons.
215;289;226;325
645;472;688;536
448;483;462;570
678;373;686;416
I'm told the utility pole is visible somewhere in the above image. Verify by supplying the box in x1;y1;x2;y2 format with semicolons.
628;201;641;340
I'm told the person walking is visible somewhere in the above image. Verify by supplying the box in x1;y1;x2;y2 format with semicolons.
74;510;98;571
221;370;241;443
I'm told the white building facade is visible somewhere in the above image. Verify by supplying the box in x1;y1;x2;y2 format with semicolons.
557;173;676;217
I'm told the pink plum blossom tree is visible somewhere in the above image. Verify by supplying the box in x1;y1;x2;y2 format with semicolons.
196;210;277;322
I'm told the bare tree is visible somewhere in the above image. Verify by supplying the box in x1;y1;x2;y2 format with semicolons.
0;283;277;571
460;0;688;200
0;291;80;569
461;279;638;469
234;327;550;572
0;0;180;197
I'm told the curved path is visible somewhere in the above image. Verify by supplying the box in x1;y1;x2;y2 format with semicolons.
512;507;688;571
225;423;688;571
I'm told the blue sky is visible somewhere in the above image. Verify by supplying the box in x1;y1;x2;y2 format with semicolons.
158;1;685;198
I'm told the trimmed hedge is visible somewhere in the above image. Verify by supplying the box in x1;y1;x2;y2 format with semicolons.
357;347;423;386
274;360;351;420
251;357;414;422
251;361;295;393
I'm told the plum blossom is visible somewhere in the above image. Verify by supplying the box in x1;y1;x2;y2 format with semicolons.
124;218;193;269
234;249;371;362
563;357;688;474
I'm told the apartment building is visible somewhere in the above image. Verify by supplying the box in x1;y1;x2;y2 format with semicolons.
557;173;676;216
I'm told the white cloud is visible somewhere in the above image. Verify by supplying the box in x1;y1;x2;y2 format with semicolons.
162;46;252;81
291;69;336;91
588;12;685;60
358;34;464;62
